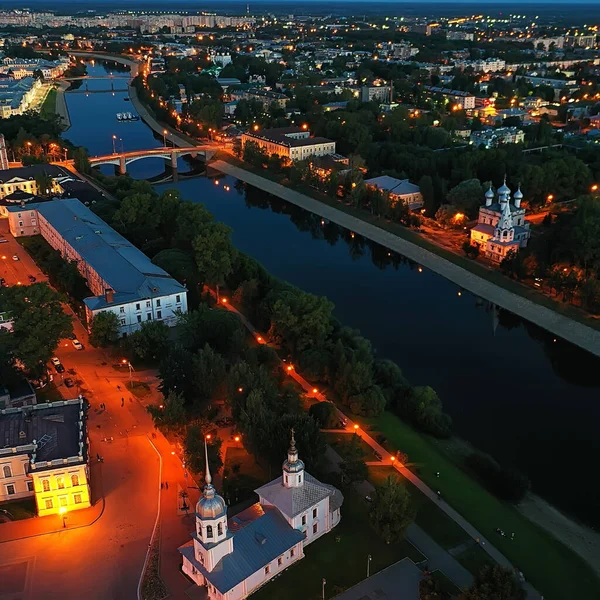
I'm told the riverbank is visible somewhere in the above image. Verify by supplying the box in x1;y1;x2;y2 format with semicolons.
54;81;71;130
211;160;600;358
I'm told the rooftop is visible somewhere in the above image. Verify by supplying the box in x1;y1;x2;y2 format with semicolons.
179;505;305;594
31;199;186;309
255;472;342;519
365;175;420;196
0;399;86;464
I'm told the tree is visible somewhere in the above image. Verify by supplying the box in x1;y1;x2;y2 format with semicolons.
460;565;525;600
192;222;236;302
370;475;415;544
308;402;338;428
34;170;53;197
418;175;436;215
184;422;223;475
193;343;226;403
128;320;171;362
446;179;485;219
89;311;120;347
340;434;368;483
158;345;196;403
147;391;186;428
0;283;72;375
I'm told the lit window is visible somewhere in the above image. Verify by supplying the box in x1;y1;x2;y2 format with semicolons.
74;493;82;504
2;465;11;478
57;477;65;490
71;474;79;487
42;479;50;492
59;496;67;507
45;498;53;509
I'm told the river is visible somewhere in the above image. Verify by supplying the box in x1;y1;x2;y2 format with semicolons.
63;60;600;528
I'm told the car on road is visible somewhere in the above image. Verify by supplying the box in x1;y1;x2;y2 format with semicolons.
28;275;36;283
64;378;75;388
12;255;19;261
50;357;65;373
72;339;84;351
0;238;7;243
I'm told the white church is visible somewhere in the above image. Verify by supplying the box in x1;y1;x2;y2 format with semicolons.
179;432;344;600
470;178;531;263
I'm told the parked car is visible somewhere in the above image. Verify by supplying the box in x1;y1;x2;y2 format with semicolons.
0;238;8;243
72;339;84;351
12;255;19;261
51;357;65;373
28;275;36;283
64;378;75;388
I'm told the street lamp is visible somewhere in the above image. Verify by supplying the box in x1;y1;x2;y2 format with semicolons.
112;135;117;154
59;506;67;528
367;554;372;578
163;129;168;147
322;578;326;600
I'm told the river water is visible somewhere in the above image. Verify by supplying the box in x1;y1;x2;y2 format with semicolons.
64;61;600;527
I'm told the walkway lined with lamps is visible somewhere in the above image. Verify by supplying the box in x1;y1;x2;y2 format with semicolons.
212;290;541;600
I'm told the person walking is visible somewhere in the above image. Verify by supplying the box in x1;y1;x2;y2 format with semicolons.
165;481;169;490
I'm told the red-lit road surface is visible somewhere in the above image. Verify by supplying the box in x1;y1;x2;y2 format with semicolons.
214;293;541;600
0;233;195;599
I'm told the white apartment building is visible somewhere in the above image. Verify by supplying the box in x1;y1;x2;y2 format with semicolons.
6;198;187;336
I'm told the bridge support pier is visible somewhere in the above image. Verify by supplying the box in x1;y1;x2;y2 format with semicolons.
118;156;127;175
170;151;178;172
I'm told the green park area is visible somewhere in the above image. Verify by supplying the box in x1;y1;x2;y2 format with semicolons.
252;485;424;600
355;412;600;599
40;87;57;120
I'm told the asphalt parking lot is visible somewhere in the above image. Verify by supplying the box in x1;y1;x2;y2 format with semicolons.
0;221;47;288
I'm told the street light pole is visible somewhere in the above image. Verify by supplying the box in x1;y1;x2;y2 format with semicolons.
112;135;117;154
163;129;168;147
322;578;326;600
367;554;372;578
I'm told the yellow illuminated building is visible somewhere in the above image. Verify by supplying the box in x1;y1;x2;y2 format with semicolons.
0;398;91;517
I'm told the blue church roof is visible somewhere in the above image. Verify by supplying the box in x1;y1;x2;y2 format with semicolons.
179;505;304;595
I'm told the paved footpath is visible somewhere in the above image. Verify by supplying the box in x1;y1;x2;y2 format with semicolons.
213;294;541;600
212;160;600;359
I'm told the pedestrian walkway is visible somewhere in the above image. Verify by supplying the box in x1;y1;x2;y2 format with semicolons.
212;292;541;600
212;160;600;359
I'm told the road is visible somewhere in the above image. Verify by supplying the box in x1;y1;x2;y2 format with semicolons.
211;160;600;359
0;226;196;600
213;294;541;600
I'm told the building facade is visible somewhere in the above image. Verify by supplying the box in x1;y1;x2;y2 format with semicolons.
365;175;424;210
242;127;336;162
0;398;91;516
470;181;531;262
179;433;343;600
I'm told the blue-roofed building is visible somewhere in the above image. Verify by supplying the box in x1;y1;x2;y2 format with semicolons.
365;175;424;210
180;432;343;599
15;198;187;336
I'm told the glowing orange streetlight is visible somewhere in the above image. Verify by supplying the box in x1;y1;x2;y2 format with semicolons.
257;336;263;342
221;297;228;304
353;424;359;431
547;194;554;202
592;184;598;192
312;388;318;394
206;434;212;440
122;358;127;364
238;387;243;393
253;124;259;131
302;123;308;130
286;365;293;372
234;436;240;442
159;404;164;409
390;456;395;462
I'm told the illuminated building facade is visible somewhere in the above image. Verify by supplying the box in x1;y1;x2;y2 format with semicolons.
0;398;91;517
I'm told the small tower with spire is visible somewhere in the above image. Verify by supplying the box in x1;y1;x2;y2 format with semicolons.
282;429;305;488
193;438;233;571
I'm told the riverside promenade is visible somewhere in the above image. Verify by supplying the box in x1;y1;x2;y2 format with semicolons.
212;160;600;358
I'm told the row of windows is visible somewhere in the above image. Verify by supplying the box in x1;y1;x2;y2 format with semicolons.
300;507;319;526
40;473;81;492
264;547;298;575
42;492;83;510
4;481;34;496
117;297;181;316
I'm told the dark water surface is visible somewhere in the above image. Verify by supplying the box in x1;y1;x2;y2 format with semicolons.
64;61;600;527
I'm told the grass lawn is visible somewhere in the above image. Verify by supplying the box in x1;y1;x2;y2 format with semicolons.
252;488;424;600
0;498;36;520
368;467;470;551
455;544;495;575
40;87;57;119
356;412;600;599
431;570;462;598
325;431;379;462
126;380;151;398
